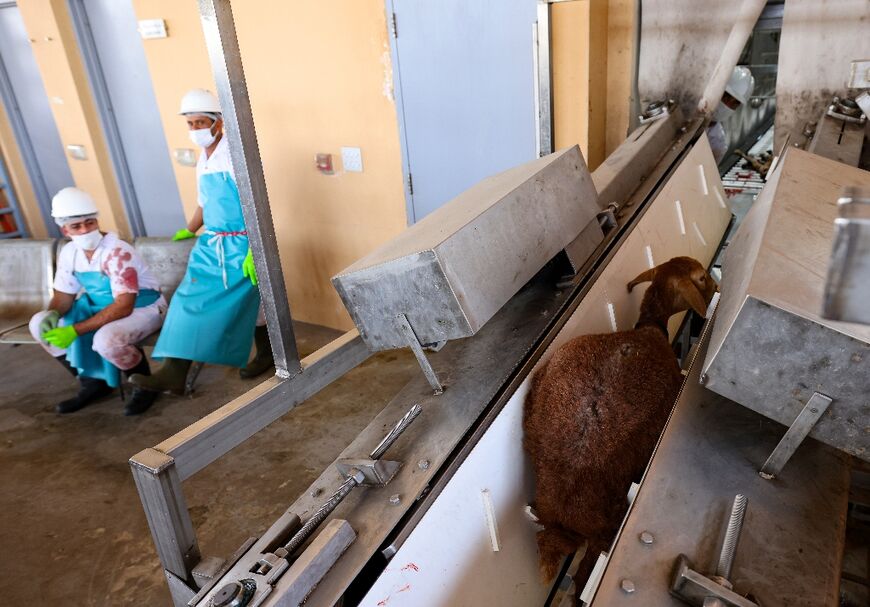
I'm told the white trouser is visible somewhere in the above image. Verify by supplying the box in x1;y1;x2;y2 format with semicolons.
29;297;167;371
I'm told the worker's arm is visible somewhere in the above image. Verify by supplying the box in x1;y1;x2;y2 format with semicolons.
72;292;136;335
47;290;76;317
188;206;204;233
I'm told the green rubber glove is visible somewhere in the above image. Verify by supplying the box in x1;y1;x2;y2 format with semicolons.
172;228;196;241
43;325;78;349
242;248;258;286
39;310;61;335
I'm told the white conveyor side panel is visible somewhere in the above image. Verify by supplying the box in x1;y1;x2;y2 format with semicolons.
361;136;730;607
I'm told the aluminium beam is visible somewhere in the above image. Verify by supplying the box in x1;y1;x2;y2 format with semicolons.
156;329;369;481
197;0;300;378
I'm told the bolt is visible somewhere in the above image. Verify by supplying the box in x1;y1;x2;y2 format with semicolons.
639;531;654;545
389;493;401;506
417;459;430;471
699;373;708;385
310;487;323;498
620;579;636;594
716;494;748;580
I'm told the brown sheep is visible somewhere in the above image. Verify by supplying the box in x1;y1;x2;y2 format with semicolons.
523;256;717;587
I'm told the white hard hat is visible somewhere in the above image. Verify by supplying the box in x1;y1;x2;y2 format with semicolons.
179;88;221;116
51;187;98;219
724;66;754;106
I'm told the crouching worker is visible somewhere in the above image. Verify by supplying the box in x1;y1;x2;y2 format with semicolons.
29;187;166;415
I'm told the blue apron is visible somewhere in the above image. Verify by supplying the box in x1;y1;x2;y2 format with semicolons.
64;270;160;388
153;171;260;367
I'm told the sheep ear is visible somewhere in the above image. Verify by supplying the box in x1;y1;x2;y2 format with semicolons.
627;268;656;292
675;278;708;316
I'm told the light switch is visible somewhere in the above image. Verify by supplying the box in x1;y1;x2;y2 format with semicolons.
174;148;197;167
138;19;168;39
341;147;363;173
316;153;334;175
66;145;87;161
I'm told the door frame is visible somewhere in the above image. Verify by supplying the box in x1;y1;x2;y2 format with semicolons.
0;0;59;236
384;0;416;225
67;0;146;236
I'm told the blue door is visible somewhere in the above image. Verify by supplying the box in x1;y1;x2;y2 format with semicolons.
389;0;538;223
0;3;74;237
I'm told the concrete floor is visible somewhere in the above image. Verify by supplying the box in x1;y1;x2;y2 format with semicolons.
0;322;416;605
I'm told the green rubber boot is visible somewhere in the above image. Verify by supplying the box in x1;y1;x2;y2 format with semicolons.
240;325;274;379
129;357;192;395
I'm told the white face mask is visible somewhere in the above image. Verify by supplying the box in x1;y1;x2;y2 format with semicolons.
189;126;217;148
70;229;103;251
712;101;736;123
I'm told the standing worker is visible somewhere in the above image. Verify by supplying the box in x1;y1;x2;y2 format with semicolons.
706;66;754;164
29;188;165;415
131;89;273;393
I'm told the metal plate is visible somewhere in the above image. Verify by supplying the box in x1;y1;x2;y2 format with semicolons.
704;148;870;460
332;146;599;351
590;326;850;606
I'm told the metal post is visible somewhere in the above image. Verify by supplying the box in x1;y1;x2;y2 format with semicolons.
759;392;833;479
196;0;301;378
129;448;200;601
535;0;553;157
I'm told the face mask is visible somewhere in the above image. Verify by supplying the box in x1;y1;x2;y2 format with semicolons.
70;230;103;251
712;101;736;123
189;125;217;148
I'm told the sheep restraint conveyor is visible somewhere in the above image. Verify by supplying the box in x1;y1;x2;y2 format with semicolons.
131;2;870;606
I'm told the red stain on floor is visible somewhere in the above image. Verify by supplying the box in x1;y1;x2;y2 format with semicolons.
397;584;411;593
401;563;419;572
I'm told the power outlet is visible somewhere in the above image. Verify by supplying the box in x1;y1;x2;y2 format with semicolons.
341;147;363;173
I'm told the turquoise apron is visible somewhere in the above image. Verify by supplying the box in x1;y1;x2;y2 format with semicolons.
152;171;260;367
64;270;160;388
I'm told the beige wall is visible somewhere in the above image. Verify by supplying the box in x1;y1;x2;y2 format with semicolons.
551;0;635;169
132;0;407;330
16;0;128;238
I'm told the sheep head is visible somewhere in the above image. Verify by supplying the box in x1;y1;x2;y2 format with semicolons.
627;256;718;331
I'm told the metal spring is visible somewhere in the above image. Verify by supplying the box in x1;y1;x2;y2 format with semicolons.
716;494;748;580
283;475;358;555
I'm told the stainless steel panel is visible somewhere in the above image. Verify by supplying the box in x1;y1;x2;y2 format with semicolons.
134;238;195;301
808;112;866;167
332;146;599;351
775;0;870;152
0;238;54;321
703;148;870;461
638;0;765;119
590;325;849;607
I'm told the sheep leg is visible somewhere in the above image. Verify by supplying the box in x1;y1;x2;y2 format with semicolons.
536;525;585;583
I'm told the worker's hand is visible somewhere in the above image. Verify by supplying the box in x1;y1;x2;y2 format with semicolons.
242;248;258;287
38;310;61;335
172;228;196;241
42;325;78;349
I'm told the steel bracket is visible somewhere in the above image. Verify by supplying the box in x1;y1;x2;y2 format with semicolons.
335;458;401;486
670;555;758;607
396;313;444;394
759;391;832;480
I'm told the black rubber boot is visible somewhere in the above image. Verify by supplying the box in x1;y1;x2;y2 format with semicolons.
123;350;159;416
129;357;191;395
240;325;274;379
56;376;114;414
54;355;78;378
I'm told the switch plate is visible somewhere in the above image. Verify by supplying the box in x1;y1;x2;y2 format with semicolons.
174;148;197;167
341;147;363;173
316;153;334;175
66;145;87;161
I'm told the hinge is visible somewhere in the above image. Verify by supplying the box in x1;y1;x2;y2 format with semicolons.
407;173;413;195
391;12;398;38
